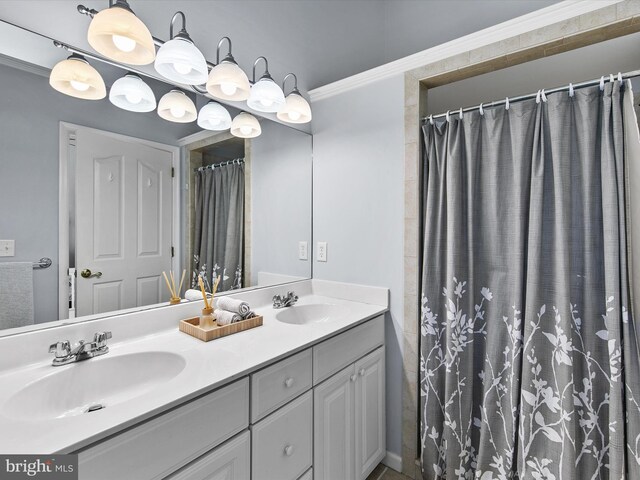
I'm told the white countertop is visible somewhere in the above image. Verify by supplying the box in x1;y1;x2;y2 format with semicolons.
0;280;388;454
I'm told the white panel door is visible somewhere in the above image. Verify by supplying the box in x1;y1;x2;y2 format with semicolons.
314;365;356;480
354;347;386;480
75;129;172;316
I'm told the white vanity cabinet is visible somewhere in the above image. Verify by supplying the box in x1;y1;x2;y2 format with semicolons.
71;315;385;480
313;315;385;480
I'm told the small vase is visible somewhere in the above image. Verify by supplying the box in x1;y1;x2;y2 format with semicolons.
200;307;215;329
169;297;181;305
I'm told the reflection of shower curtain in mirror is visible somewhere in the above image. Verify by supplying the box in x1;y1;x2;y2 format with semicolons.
192;162;244;292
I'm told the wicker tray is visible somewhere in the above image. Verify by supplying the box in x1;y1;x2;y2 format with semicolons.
179;315;263;342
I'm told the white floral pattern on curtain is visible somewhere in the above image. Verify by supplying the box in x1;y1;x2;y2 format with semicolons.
420;82;640;479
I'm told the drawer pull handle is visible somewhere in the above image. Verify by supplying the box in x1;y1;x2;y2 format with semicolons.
350;374;357;382
359;368;365;376
284;445;294;456
284;377;294;388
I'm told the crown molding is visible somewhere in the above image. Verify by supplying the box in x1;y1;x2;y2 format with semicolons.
0;52;50;78
308;0;623;102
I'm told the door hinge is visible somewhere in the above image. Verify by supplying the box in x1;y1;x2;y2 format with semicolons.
171;246;175;257
171;167;175;178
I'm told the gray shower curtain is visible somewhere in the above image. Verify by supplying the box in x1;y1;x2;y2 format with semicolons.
193;162;244;292
420;82;640;479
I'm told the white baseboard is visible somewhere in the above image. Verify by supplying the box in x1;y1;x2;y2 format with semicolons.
382;451;402;473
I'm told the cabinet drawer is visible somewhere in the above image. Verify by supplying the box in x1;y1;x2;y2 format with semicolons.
313;316;384;384
78;378;249;480
251;349;312;422
252;391;312;480
165;430;250;480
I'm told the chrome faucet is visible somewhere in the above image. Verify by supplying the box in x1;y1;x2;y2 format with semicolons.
272;291;298;309
48;331;112;366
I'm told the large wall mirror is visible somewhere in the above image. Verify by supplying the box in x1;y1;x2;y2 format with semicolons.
0;20;312;334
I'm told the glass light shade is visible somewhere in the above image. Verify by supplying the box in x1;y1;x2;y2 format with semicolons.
109;74;156;112
157;90;197;123
230;112;261;138
206;61;250;101
87;4;156;65
154;38;208;85
197;102;232;131
277;92;312;124
246;77;285;113
49;57;106;100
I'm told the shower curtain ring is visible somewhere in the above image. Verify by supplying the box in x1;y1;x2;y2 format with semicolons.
569;83;574;97
600;76;605;91
458;108;463;119
618;72;623;83
536;90;541;104
429;114;434;125
446;110;450;122
479;103;484;116
505;97;510;110
541;89;547;103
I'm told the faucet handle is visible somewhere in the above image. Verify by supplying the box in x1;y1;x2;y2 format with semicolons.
93;331;112;348
49;341;71;358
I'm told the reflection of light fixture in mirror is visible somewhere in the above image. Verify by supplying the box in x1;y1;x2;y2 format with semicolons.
86;0;156;65
49;54;106;100
231;112;261;138
206;37;250;101
277;73;312;124
247;56;285;113
197;101;232;131
154;11;208;85
109;73;156;112
157;89;197;123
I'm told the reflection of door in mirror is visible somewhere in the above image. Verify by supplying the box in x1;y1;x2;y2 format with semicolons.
61;125;176;319
187;135;247;294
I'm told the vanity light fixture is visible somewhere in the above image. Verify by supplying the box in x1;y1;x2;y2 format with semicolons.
49;54;106;100
277;73;312;124
246;57;285;113
85;0;156;65
109;73;156;112
231;112;261;138
157;89;197;123
197;101;232;131
154;12;208;85
206;37;250;101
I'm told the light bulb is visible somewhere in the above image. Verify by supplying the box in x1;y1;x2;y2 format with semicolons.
260;98;274;107
240;125;252;135
170;106;186;118
173;62;192;75
70;80;90;92
220;82;237;96
288;110;301;121
125;91;143;104
112;34;137;53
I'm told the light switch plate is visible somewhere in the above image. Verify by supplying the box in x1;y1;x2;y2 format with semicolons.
0;240;15;257
317;242;327;262
298;241;308;260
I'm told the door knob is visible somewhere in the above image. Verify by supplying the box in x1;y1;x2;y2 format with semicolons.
80;269;102;279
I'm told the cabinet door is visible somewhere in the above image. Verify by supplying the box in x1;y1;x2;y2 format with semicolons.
354;346;386;480
313;364;356;480
165;430;250;480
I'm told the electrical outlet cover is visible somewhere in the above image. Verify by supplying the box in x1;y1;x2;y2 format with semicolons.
317;241;327;262
0;240;15;257
298;241;308;260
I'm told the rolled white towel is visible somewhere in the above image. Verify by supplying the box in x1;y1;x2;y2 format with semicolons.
242;311;256;320
185;289;212;302
215;309;242;326
215;297;251;315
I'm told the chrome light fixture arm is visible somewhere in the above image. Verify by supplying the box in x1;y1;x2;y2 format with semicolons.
252;56;271;84
282;72;301;95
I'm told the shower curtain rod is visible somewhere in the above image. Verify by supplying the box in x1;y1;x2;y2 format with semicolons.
421;69;640;123
195;158;245;171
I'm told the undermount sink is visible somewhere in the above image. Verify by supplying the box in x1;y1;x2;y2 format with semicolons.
275;304;348;325
2;351;186;421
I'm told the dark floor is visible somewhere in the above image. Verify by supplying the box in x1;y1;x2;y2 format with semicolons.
366;463;414;480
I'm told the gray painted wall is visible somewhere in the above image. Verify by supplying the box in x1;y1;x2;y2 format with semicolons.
251;121;312;284
312;75;406;458
0;63;198;325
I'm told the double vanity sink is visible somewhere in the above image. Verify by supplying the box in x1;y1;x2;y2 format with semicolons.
0;279;388;480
